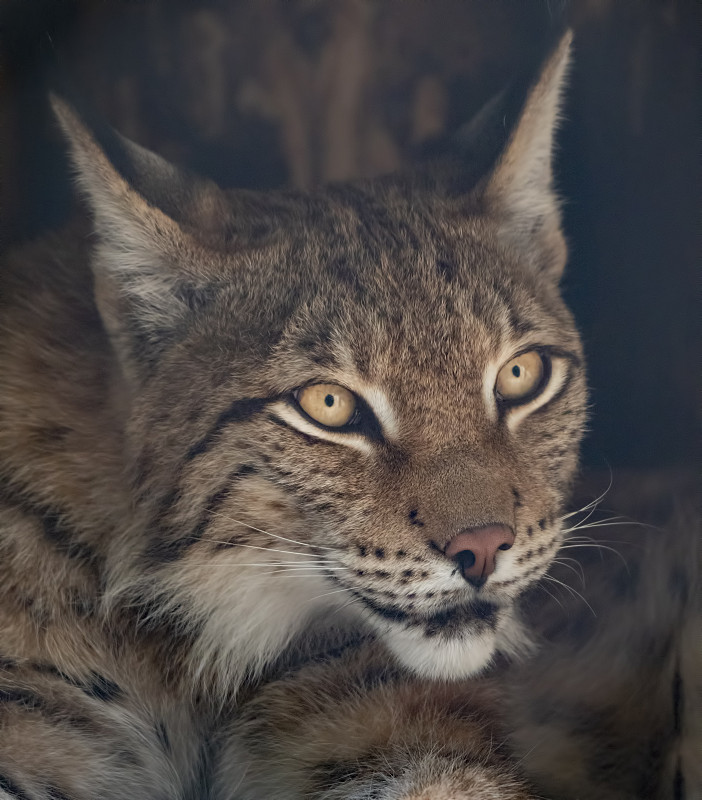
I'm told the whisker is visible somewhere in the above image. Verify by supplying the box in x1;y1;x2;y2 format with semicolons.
260;566;350;572
306;587;355;603
561;515;627;532
332;596;362;617
257;571;346;578
561;473;613;521
206;510;337;552
543;574;597;618
203;537;330;559
567;512;627;524
551;556;585;585
185;562;349;570
558;542;628;565
537;582;567;613
563;520;654;534
561;535;639;547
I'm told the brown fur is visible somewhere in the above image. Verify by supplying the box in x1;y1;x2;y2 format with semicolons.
1;31;695;800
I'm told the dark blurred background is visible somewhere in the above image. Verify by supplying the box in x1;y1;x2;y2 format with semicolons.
1;0;699;473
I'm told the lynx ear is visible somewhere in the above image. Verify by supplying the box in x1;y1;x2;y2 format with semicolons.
51;95;227;331
481;31;572;280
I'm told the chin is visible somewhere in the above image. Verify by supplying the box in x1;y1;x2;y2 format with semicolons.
368;603;533;680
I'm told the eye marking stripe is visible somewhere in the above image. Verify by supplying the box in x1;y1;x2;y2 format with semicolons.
506;358;569;431
355;384;399;439
186;397;269;461
483;344;579;429
268;401;373;454
286;377;399;443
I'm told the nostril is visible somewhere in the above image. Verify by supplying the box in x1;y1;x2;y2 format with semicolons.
444;524;515;585
453;550;476;571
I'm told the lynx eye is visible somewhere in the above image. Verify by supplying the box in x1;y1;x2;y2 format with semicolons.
296;384;358;428
495;350;546;403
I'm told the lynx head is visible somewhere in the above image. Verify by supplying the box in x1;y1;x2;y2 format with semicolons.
53;32;585;685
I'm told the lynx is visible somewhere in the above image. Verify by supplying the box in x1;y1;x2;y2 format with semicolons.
0;31;696;799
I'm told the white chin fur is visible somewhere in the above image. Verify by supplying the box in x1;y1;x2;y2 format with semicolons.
386;626;497;679
375;610;533;680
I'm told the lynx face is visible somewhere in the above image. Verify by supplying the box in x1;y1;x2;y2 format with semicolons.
53;36;585;682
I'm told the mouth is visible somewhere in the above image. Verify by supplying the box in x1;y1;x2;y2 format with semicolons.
356;592;501;637
347;590;528;679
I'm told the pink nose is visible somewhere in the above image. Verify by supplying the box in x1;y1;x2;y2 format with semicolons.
444;524;515;588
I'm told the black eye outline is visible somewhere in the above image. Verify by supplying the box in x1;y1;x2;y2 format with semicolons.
494;349;552;408
290;384;383;440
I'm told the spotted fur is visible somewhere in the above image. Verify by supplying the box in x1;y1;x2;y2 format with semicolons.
2;32;689;800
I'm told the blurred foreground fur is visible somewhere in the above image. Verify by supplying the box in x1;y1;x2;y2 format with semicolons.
508;471;700;799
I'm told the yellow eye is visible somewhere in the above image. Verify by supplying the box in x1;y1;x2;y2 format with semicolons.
495;351;545;402
297;384;358;427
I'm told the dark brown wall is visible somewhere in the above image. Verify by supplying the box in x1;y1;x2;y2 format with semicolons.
1;0;699;470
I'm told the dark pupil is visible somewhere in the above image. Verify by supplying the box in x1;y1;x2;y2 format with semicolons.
324;394;335;407
512;365;522;378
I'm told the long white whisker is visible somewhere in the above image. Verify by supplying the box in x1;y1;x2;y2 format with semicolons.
559;542;616;550
260;566;350;572
543;574;597;618
561;516;627;533
563;520;653;534
204;536;331;559
558;541;630;570
537;582;567;613
332;596;362;617
561;474;612;521
561;535;638;547
565;513;627;526
256;570;350;578
185;562;348;570
551;556;585;585
306;587;355;603
206;510;337;552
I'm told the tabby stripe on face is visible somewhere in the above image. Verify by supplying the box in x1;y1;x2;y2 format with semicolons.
488;278;536;337
185;397;270;461
147;464;257;563
189;464;257;544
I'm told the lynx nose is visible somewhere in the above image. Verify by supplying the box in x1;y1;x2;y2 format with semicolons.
444;524;515;588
